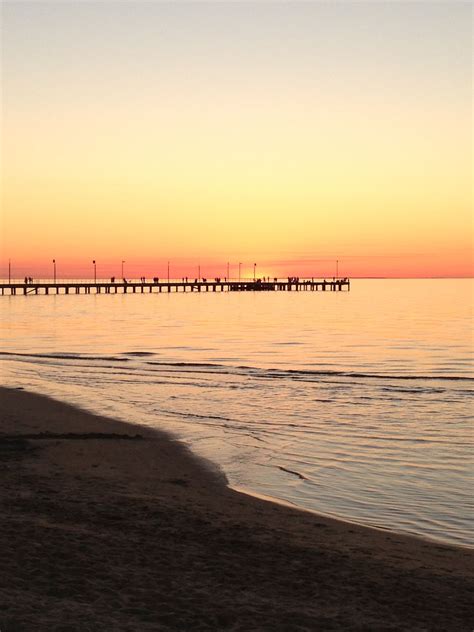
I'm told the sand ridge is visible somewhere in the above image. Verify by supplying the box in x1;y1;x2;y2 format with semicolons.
0;386;472;631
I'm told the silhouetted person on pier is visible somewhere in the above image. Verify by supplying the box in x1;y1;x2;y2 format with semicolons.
111;276;115;283
24;277;28;284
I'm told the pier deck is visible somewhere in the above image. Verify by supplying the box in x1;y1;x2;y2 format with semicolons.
0;278;350;296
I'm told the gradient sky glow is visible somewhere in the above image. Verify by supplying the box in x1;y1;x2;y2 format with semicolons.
1;1;472;278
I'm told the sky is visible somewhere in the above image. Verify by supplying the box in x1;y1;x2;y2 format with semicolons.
1;1;472;279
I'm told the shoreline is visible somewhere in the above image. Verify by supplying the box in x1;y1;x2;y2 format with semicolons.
1;386;473;630
230;483;473;552
4;372;471;551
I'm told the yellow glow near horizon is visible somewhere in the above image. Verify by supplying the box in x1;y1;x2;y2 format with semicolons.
1;2;472;278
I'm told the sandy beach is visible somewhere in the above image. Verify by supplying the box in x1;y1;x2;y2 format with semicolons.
0;386;472;631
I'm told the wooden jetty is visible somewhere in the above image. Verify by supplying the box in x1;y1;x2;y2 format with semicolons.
0;278;350;296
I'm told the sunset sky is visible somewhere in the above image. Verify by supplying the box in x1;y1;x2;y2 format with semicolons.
1;1;472;279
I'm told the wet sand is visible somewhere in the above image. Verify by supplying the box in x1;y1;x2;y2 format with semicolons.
1;386;472;631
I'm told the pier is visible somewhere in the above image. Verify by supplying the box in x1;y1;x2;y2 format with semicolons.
0;278;350;296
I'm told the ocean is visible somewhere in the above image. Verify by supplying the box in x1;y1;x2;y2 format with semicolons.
1;279;472;547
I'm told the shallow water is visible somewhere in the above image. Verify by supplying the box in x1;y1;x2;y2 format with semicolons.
1;279;473;546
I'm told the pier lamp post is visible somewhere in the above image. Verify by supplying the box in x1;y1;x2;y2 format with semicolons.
198;264;201;280
53;259;56;283
239;262;242;282
93;260;96;283
336;259;339;279
253;263;256;282
167;261;170;283
121;260;125;278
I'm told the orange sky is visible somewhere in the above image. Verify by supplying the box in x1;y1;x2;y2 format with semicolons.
1;2;472;279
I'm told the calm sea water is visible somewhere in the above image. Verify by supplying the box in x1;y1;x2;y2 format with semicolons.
1;279;473;546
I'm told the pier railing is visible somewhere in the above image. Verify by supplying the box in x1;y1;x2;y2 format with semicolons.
0;277;350;296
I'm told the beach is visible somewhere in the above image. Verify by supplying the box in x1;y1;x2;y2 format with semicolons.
1;386;472;631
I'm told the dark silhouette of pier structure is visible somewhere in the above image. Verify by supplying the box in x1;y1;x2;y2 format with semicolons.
0;278;350;296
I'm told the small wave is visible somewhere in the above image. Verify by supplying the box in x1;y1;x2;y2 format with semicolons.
2;352;472;383
344;434;467;446
155;408;235;423
380;386;445;394
144;361;473;382
121;351;156;357
147;361;224;368
269;368;474;382
0;351;129;362
274;341;303;346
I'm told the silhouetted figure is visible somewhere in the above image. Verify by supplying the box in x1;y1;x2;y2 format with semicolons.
24;277;28;284
111;276;115;283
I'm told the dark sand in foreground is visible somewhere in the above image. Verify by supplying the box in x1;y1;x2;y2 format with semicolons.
1;386;472;631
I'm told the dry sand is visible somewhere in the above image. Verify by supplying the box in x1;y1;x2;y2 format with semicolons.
0;386;472;631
